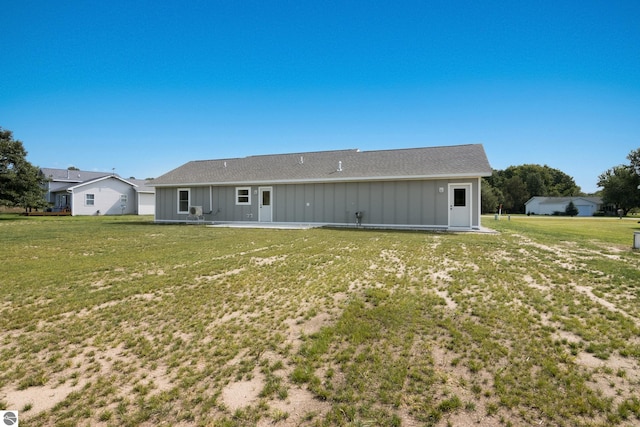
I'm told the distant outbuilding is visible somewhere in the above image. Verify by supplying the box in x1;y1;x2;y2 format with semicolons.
525;196;603;217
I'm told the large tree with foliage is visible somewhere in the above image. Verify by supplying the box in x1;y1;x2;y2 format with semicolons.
0;127;46;210
502;175;530;213
481;178;503;214
597;148;640;215
483;164;581;214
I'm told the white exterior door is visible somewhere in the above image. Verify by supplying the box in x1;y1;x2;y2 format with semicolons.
449;184;471;228
259;187;272;222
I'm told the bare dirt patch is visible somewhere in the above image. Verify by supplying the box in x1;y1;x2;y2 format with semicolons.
261;386;330;426
284;312;333;352
251;255;288;266
2;379;89;415
221;369;265;412
575;284;638;323
434;289;457;310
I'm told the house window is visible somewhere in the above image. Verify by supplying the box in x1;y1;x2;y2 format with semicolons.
85;194;95;206
120;195;128;204
178;189;190;213
453;188;466;207
236;187;251;205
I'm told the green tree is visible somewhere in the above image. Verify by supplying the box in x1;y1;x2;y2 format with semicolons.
565;201;579;217
597;160;640;215
487;164;582;214
547;167;581;196
628;148;640;175
481;178;502;213
525;171;547;196
506;164;580;196
0;127;46;210
503;175;529;213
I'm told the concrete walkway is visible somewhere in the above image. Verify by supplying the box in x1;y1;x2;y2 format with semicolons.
206;221;497;233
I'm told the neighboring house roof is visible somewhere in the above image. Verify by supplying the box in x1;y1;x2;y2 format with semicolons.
151;144;492;187
130;179;155;193
65;175;137;191
40;168;116;183
41;168;155;193
525;196;602;205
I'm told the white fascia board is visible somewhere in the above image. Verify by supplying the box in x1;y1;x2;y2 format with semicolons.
67;175;135;190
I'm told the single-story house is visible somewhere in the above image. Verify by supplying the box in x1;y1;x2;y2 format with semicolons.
524;196;603;216
150;144;492;229
40;168;155;216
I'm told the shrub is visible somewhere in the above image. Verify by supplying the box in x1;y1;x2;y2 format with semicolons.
565;201;579;217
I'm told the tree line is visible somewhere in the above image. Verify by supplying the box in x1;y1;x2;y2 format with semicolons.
482;164;582;214
2;126;639;215
483;148;640;215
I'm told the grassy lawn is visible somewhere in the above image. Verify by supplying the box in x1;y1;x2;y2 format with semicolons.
1;214;639;426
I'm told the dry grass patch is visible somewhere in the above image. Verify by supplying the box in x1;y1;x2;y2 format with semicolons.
1;214;640;426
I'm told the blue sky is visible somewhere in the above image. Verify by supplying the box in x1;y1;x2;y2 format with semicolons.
2;1;639;193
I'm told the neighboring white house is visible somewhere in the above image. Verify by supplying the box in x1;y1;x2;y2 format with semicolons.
525;196;603;216
40;168;155;216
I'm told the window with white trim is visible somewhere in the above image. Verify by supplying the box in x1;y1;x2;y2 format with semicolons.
236;187;251;205
453;188;466;207
178;189;190;213
120;194;128;204
85;194;95;206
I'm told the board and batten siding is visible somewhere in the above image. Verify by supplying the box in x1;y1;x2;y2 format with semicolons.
155;178;480;227
274;181;444;225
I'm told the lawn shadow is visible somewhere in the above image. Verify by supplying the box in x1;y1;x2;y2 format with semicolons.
103;220;159;226
0;214;31;221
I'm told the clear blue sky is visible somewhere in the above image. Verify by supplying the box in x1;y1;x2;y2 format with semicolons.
2;1;639;193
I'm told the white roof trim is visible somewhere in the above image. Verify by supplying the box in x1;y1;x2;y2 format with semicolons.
65;175;137;191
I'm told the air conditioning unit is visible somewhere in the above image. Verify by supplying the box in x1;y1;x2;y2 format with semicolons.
189;206;203;216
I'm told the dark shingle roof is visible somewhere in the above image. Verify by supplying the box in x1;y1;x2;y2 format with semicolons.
130;179;155;193
40;168;116;183
151;144;492;186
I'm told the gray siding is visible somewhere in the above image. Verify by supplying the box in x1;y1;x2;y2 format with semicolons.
155;177;481;227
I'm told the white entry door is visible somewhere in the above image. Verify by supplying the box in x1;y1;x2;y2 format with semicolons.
449;184;471;228
259;187;272;222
